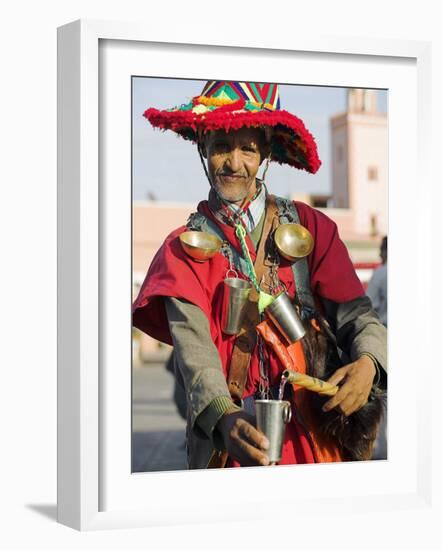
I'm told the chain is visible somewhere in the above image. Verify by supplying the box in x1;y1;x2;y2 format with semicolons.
221;242;238;279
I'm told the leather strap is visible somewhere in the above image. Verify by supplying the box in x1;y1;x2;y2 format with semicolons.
276;198;316;313
226;196;279;402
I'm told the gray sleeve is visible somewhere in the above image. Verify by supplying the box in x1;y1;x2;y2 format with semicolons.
164;297;233;433
321;295;387;386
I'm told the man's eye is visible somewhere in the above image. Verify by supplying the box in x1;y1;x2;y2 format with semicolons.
242;146;257;153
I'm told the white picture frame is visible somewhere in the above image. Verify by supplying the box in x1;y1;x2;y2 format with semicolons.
57;19;432;531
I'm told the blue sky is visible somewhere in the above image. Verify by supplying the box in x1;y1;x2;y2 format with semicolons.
132;78;387;202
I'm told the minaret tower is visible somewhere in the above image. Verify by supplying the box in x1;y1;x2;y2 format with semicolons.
330;89;388;236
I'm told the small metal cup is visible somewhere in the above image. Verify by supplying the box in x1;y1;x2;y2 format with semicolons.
264;291;306;343
255;400;292;464
221;278;252;335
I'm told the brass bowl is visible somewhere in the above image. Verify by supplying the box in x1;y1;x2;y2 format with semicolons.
179;231;223;262
274;223;314;261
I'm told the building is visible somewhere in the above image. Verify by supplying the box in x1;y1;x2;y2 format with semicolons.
329;88;388;238
290;89;388;263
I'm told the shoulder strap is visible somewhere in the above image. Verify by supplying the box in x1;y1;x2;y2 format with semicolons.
187;211;222;238
275;198;316;318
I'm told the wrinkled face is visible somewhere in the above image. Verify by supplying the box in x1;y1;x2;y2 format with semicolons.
203;127;266;205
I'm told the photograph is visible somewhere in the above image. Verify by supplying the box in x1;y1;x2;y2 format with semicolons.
131;77;388;473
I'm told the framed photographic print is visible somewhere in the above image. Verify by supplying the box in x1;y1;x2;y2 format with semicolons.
131;76;389;475
57;19;432;530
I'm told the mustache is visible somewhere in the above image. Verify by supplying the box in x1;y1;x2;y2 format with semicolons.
216;170;247;178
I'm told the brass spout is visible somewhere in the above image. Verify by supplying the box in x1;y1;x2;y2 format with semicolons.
282;369;338;396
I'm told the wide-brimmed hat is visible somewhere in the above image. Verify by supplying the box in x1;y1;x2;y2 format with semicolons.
144;81;321;174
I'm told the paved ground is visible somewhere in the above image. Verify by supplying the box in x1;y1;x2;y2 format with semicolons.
132;362;187;472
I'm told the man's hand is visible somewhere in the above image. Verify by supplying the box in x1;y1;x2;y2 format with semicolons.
322;355;376;416
215;409;270;466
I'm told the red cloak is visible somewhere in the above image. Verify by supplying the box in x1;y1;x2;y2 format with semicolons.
133;200;364;465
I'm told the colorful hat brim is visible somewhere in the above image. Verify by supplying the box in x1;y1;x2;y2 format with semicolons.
143;106;321;174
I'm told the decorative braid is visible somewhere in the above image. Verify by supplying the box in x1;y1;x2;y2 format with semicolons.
235;223;260;293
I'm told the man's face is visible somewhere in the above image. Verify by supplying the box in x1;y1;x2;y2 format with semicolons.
204;127;266;204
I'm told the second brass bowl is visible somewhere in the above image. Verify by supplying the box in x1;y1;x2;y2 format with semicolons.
179;231;223;262
274;223;314;261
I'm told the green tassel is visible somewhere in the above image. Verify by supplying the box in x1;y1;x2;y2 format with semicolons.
235;224;259;292
235;223;275;314
258;291;275;314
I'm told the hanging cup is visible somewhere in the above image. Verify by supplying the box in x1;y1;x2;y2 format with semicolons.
264;291;306;343
255;399;292;464
221;277;252;335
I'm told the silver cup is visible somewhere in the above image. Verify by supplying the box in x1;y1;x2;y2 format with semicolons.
255;400;292;464
221;278;252;335
264;292;306;343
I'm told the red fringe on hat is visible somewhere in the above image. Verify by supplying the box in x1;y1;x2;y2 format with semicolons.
144;107;321;174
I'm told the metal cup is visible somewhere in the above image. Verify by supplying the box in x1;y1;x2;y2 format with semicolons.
221;278;252;335
255;400;292;464
264;292;306;343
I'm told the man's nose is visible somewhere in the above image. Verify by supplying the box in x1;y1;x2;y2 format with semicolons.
225;148;242;172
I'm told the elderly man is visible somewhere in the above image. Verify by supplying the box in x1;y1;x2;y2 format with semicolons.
133;81;387;469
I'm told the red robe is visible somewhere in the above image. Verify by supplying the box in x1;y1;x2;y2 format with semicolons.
133;200;364;465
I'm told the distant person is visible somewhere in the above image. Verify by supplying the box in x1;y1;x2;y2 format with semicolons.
367;236;387;460
367;236;388;327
